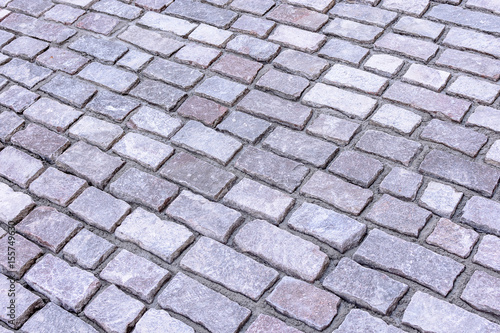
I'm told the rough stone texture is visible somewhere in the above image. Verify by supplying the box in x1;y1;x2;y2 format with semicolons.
436;49;500;81
143;58;203;90
217;111;271;143
234;219;328;282
256;68;309;100
0;146;44;188
0;85;39;112
78;62;138;93
39;48;89;73
0;182;33;223
176;96;227;126
24;98;82;132
194;76;247;106
230;0;274;15
486;140;500;167
330;3;397;27
0;234;42;279
402;64;450;92
318;38;369;66
0;57;52;89
3;36;48;60
44;4;86;24
461;270;500;316
382;0;429;15
69;116;123;150
11;123;69;161
427;219;478;258
473;235;500;272
393;16;444;41
364;54;404;76
267;277;340;330
69;36;127;63
134;309;194;333
115;208;194;263
164;0;237;28
444;27;500;59
226;34;280;61
117;49;152;71
354;229;464;296
324;18;383;43
127;106;181;139
28;167;86;206
419;182;463;218
138;11;196;37
324;258;408;315
231;15;275;38
328;151;384;187
112;133;173;170
246;314;302;333
428;4;500;35
268;4;327;31
448;76;500;105
335;309;404;333
118;25;184;57
158;273;251;333
189;23;233;47
379;167;423;200
0;111;23;142
63;229;115;269
306;114;359;145
86;90;140;122
323;64;388;95
40;74;97;108
370;104;422;135
273;49;329;80
461;196;500;236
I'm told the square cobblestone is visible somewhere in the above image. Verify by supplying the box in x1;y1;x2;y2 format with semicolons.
112;133;174;170
0;146;44;188
11;123;69;162
426;218;479;258
63;229;116;269
24;97;82;132
0;182;33;223
0;234;42;279
0;85;39;112
28;167;86;206
69;116;123;150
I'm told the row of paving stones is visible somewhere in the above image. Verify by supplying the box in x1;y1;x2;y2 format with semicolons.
0;0;500;332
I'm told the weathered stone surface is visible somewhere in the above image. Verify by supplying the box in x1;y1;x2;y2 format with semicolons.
63;229;115;269
267;277;339;330
0;13;75;43
0;182;33;223
403;291;500;333
0;58;51;89
393;16;444;41
486;140;500;167
402;64;450;92
268;4;327;31
24;98;82;132
382;0;429;15
226;34;280;62
118;25;184;57
330;3;397;27
427;218;479;258
467;105;500;133
0;85;39;113
419;182;463;218
3;36;48;60
428;4;500;35
306;114;359;145
158;273;251;333
328;151;383;188
68;35;128;63
75;12;120;35
8;0;53;17
436;49;500;81
335;309;404;333
0;234;42;279
217;111;271;143
116;49;152;71
134;0;171;11
324;258;408;315
318;38;369;65
462;270;500;316
466;0;500;14
134;309;194;333
324;18;383;43
256;68;309;100
115;208;194;263
78;62;138;93
11;123;69;161
92;0;141;19
86;90;140;122
473;235;500;272
286;0;335;12
0;146;43;188
44;4;85;24
234;219;328;282
0;111;23;142
194;76;247;106
138;11;197;36
177;96;227;126
174;43;221;69
143;58;203;90
127;106;181;139
246;314;302;333
268;24;325;53
212;53;262;85
24;254;100;312
165;0;237;28
69;116;123;150
230;0;274;15
231;15;275;38
273;49;329;80
29;167;86;206
375;33;438;62
84;285;145;333
100;250;170;303
419;150;500;197
462;196;500;236
181;236;278;300
444;27;500;59
40;74;97;108
112;133;173;170
324;64;388;95
380;167;423;200
370;104;422;135
449;76;500;104
189;23;233;47
364;54;404;77
354;229;464;296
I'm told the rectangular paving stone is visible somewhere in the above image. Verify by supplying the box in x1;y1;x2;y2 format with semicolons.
127;106;181;139
217;111;271;143
165;0;237;28
324;258;408;315
306;114;360;145
335;309;404;333
112;133;173;170
324;18;383;43
68;35;128;64
354;229;464;296
143;58;203;90
285;0;334;12
256;69;309;100
75;12;120;36
118;25;184;57
301;171;373;215
92;0;142;19
273;49;329;80
86;89;140;122
235;219;328;282
393;16;444;41
427;4;500;35
0;146;43;188
427;218;479;258
329;3;397;27
0;182;33;223
24;254;100;312
0;58;52;89
134;309;194;333
288;202;365;253
8;0;52;16
135;0;171;11
403;291;500;333
138;11;197;37
466;0;500;14
267;277;339;330
263;126;337;167
36;47;89;74
268;4;328;31
382;0;429;15
0;13;75;43
194;76;246;106
461;196;500;236
370;104;422;135
486;140;500;167
0;85;37;113
69;116;123;150
235;146;309;193
40;74;97;108
22;303;98;333
419;150;500;197
159;151;236;200
11;123;69;161
246;314;302;333
318;38;369;65
436;49;500;81
173;43;221;69
226;34;280;62
158;273;250;333
0;30;14;48
78;62;138;93
116;208;194;263
324;64;388;95
44;4;86;24
364;54;405;77
444;27;500;59
462;270;500;316
328;151;384;188
375;33;438;62
0;110;23;141
28;167;86;206
448;76;500;104
63;229;115;270
231;15;275;38
419;182;463;218
474;235;500;272
189;23;233;47
402;64;450;92
177;96;228;126
166;190;242;243
467;105;500;132
2;36;48;60
181;236;278;300
130;79;185;110
0;234;42;279
230;0;274;15
116;49;152;71
380;167;423;200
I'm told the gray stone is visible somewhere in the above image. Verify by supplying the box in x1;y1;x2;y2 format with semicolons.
0;57;52;89
419;182;463;218
217;111;271;143
402;64;450;92
127;106;182;139
231;15;275;38
11;123;69;161
473;235;500;272
444;27;500;59
436;49;500;81
133;309;194;333
306;114;360;145
323;64;388;95
382;0;429;15
118;25;184;57
427;4;500;35
269;24;325;53
256;68;309;100
226;34;280;62
426;218;479;258
164;0;237;28
375;33;438;62
467;0;500;14
91;0;142;19
230;0;274;15
78;62;138;93
380;167;423;200
40;74;97;108
129;79;185;110
86;90;140;122
2;36;48;60
69;116;123;150
462;196;500;236
329;3;397;27
116;49;152;71
24;98;82;132
143;58;203;89
44;4;85;25
273;49;329;80
68;35;128;63
0;182;33;223
328;151;384;188
318;38;369;66
0;146;43;188
393;16;444;41
364;54;404;77
112;133;173;170
0;111;23;141
246;314;302;333
0;85;39;112
448;75;500;104
370;104;422;135
0;234;42;279
138;11;197;36
324;18;383;43
194;76;247;106
461;270;500;316
268;3;328;31
173;43;221;69
334;309;404;333
486;140;500;167
188;23;233;47
63;229;116;269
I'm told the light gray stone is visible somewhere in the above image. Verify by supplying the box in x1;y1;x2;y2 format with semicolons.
112;133;174;170
133;309;194;333
323;64;388;95
63;229;116;269
448;76;500;104
403;64;450;91
419;182;463;218
127;106;182;139
0;182;34;223
306;114;360;145
194;76;247;106
246;314;302;333
334;309;404;333
118;25;184;57
69;116;123;150
364;54;404;76
426;218;479;258
473;235;500;272
24;98;82;132
370;104;422;135
461;270;500;316
138;11;197;37
0;146;44;188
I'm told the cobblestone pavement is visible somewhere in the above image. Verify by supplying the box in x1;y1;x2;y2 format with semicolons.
0;0;500;332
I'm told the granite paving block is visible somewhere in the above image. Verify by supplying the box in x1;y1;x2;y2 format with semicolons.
0;111;23;142
40;74;97;108
328;151;384;188
134;309;194;333
22;303;98;333
189;23;233;46
306;114;360;145
28;167;86;206
68;35;128;64
273;49;329;80
24;97;82;132
143;58;203;90
427;218;479;258
231;15;275;38
335;309;404;333
370;104;422;135
330;3;397;27
138;11;196;36
419;182;463;218
112;133;173;170
176;96;227;126
0;58;52;89
473;235;500;272
0;182;33;223
0;85;39;113
164;0;237;28
36;47;88;74
0;234;42;280
226;34;280;61
63;229;116;269
69;116;123;150
461;270;500;316
86;89;140;122
318;38;369;66
127;106;181;139
118;25;184;57
217;111;271;143
11;123;69;161
0;146;44;188
44;4;86;24
246;314;302;333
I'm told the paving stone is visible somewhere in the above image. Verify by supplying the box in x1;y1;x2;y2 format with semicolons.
166;190;241;243
112;133;173;170
86;90;140;122
63;229;115;269
230;0;274;15
21;303;98;333
84;285;145;333
428;4;500;35
25;254;100;312
370;104;421;135
436;49;500;81
0;182;33;223
324;64;388;95
177;96;227;126
364;54;404;77
127;106;181;140
130;79;185;110
43;4;85;24
226;35;280;62
285;0;335;12
329;3;397;27
231;15;275;38
306;114;359;146
486;140;500;167
324;18;383;43
118;25;184;57
419;150;500;197
0;146;43;188
402;64;450;91
92;0;141;19
0;58;52;89
55;0;95;6
0;111;23;141
188;23;233;47
76;12;120;35
269;24;325;53
29;167;86;206
288;202;365;253
383;82;471;122
36;47;89;74
335;309;404;333
354;229;464;295
40;74;97;108
11;123;69;161
462;270;500;316
57;141;123;188
7;0;52;17
165;0;237;28
69;116;123;150
143;58;203;90
419;182;463;218
134;0;171;11
328;151;383;188
466;0;500;14
181;236;278;300
2;36;48;60
381;0;429;15
0;30;13;47
217;111;271;143
403;291;500;333
68;35;128;64
461;196;500;236
443;27;500;59
100;250;170;303
78;62;138;93
375;33;438;62
256;68;309;100
426;218;479;258
173;43;221;69
194;76;247;106
212;53;263;84
0;13;76;43
116;208;194;263
235;146;308;193
268;4;327;31
116;50;152;71
393;16;445;41
0;234;42;279
246;314;302;333
158;273;250;333
0;85;36;113
159;151;236;200
467;105;500;133
134;309;194;333
273;49;329;80
324;258;408;315
474;235;500;272
380;167;422;200
448;76;500;104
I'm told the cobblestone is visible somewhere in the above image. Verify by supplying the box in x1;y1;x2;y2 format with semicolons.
212;53;262;84
128;106;181;139
143;58;203;90
226;34;280;61
328;151;383;187
118;25;184;57
393;16;444;41
474;235;500;272
0;85;38;112
0;182;33;223
174;43;221;69
3;36;48;60
268;4;328;31
448;76;500;105
246;314;301;333
189;23;232;47
22;303;98;333
69;116;123;150
231;15;275;38
306;114;360;145
323;64;388;95
335;309;404;333
426;218;478;258
273;49;329;80
0;58;52;89
86;90;140;122
256;68;309;100
130;78;185;110
112;133;173;170
318;38;369;65
68;35;128;64
324;18;383;43
28;167;86;206
0;146;43;188
461;270;500;316
63;229;115;269
370;104;422;135
177;96;227;126
462;196;500;236
44;4;85;24
37;47;88;74
0;275;42;328
436;49;500;81
402;64;450;92
0;110;23;141
40;74;97;108
217;111;271;143
138;11;196;36
11;123;69;161
134;309;194;333
165;0;237;28
330;3;397;27
467;105;500;132
364;53;404;77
